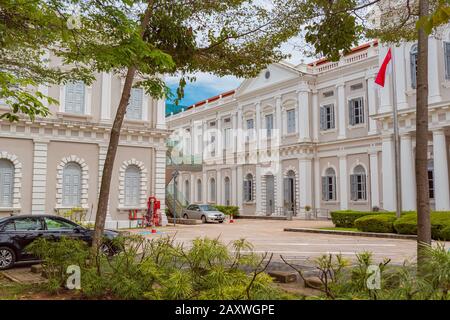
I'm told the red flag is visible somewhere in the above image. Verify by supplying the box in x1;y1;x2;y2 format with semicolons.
375;48;392;87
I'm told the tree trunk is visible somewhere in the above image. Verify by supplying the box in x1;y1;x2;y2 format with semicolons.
416;0;431;271
91;1;154;254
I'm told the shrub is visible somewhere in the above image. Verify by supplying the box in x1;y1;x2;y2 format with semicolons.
394;211;450;240
214;205;239;217
330;211;384;228
354;214;397;233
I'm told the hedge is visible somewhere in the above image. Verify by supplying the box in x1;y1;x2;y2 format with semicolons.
213;205;239;217
354;214;397;233
330;210;386;228
394;212;450;240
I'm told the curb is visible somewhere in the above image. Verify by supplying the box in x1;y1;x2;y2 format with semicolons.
283;228;417;240
237;215;288;220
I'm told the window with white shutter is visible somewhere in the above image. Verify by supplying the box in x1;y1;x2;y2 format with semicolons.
126;88;143;120
62;162;82;207
184;179;190;203
320;104;335;130
349;97;364;126
65;81;85;114
410;44;418;89
246;119;254;141
244;174;254;202
224;177;231;205
286;109;296;134
0;159;14;207
322;168;336;201
124;165;141;207
445;42;450;80
350;165;367;201
265;114;273;137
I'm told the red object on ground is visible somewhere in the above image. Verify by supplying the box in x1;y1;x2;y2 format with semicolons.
375;48;392;87
229;215;234;223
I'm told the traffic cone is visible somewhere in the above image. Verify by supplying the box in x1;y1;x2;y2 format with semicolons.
151;224;157;233
229;215;234;223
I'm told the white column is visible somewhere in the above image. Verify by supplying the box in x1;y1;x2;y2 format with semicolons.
217;114;222;162
101;73;112;121
190;173;196;204
368;148;380;209
379;45;392;113
338;154;348;210
393;46;409;110
255;165;262;214
236;165;243;213
382;135;396;211
156;98;166;129
312;89;319;141
336;81;346;139
433;130;450;210
155;149;166;211
400;134;416;210
366;72;378;135
299;158;313;208
275;96;282;144
231;166;237;206
298;82;311;141
428;38;442;104
216;169;222;205
236;106;243;158
31;140;48;214
314;157;321;210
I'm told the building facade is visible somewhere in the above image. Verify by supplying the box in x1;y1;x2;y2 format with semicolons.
0;55;169;228
167;33;450;217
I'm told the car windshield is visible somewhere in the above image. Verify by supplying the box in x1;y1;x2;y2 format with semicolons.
199;205;217;211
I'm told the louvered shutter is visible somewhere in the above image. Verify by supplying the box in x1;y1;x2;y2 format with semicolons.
349;100;355;126
127;88;143;120
331;176;336;200
321;176;328;201
360;99;365;123
0;161;13;207
330;105;335;129
350;174;357;201
284;178;290;206
361;174;367;200
410;51;417;89
445;42;450;80
243;180;249;202
125;166;141;207
320;106;326;130
65;82;85;114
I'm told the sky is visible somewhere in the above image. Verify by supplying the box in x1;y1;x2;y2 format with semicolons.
165;38;307;109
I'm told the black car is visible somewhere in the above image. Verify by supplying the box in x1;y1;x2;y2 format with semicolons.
0;214;120;270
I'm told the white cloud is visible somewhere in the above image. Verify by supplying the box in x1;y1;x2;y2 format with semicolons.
165;72;242;92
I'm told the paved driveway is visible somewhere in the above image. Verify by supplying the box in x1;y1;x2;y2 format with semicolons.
127;219;449;265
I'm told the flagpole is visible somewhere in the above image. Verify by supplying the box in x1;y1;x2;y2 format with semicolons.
390;47;402;218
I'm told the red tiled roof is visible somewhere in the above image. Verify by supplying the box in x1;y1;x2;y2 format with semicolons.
186;89;235;110
308;40;378;66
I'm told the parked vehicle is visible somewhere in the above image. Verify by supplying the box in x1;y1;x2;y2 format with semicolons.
182;204;225;223
0;215;120;270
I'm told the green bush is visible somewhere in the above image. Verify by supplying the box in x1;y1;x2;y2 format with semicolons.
394;211;450;240
330;211;384;228
354;214;397;233
214;205;239;217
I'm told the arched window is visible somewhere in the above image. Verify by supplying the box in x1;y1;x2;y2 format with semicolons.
322;168;336;201
224;177;231;205
428;160;434;199
209;178;216;203
62;162;82;207
410;44;418;89
197;179;202;202
184;179;190;203
0;159;14;207
350;165;367;201
124;165;141;207
65;81;85;114
244;174;254;202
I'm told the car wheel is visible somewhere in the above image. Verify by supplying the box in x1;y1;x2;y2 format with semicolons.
183;214;188;219
0;247;16;270
219;220;224;223
201;215;207;224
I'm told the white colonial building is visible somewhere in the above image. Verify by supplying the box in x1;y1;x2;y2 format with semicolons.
167;34;450;217
0;54;169;227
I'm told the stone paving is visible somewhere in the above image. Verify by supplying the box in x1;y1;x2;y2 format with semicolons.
127;218;450;265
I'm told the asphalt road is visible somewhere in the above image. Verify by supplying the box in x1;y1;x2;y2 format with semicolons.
128;219;450;265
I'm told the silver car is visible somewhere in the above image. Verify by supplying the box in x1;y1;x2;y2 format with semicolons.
182;204;225;223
